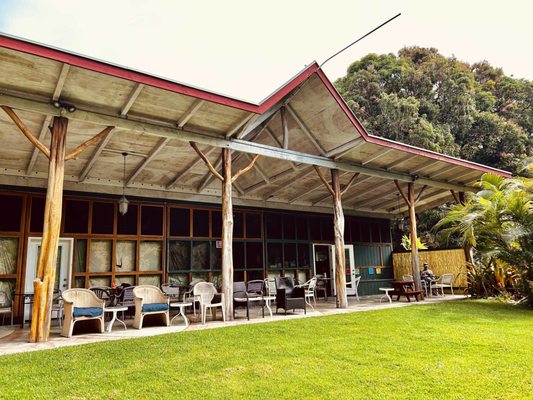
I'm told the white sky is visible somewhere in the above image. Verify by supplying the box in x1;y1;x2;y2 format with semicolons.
1;0;531;103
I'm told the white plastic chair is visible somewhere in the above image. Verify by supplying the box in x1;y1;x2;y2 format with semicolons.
133;285;170;329
353;275;361;301
161;284;180;301
264;278;277;297
193;282;226;325
432;274;454;296
0;291;13;326
61;289;105;338
300;277;317;307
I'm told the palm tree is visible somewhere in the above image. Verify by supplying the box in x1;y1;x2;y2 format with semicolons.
435;173;533;306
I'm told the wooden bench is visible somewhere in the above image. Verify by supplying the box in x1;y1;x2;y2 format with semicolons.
391;281;422;302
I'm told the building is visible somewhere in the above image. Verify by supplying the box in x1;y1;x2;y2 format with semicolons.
0;34;510;325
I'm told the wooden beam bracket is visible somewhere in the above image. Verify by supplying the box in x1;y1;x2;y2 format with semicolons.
190;142;224;182
1;106;50;159
232;154;260;183
314;165;335;197
65;126;114;161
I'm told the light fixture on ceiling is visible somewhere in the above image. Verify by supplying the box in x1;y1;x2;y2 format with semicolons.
119;152;129;216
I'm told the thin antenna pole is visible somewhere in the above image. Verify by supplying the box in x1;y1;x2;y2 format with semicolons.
320;13;401;68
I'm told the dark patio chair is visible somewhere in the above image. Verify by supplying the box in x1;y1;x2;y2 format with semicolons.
89;287;113;307
274;277;306;315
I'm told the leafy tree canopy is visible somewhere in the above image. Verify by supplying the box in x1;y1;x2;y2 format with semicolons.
335;47;532;174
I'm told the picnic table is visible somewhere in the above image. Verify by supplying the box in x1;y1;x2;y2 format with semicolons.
390;281;422;302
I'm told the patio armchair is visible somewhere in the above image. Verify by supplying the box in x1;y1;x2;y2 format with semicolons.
61;289;105;338
161;283;180;301
0;290;13;326
233;281;265;320
89;287;113;307
315;275;328;300
132;285;170;329
432;274;455;296
275;277;306;315
194;282;226;325
182;278;206;316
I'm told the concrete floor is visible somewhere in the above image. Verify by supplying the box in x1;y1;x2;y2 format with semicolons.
0;294;464;356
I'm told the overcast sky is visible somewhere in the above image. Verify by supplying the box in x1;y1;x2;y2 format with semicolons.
1;0;531;102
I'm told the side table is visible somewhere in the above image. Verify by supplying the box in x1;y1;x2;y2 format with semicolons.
104;306;128;333
379;288;394;303
170;302;192;327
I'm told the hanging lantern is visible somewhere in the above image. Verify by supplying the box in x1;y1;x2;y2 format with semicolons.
119;152;129;216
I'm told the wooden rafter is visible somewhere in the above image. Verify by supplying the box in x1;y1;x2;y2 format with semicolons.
225;114;254;139
126;137;170;186
262;166;313;199
410;159;438;175
386;153;418;170
166;146;217;189
176;99;204;128
1;106;50;159
429;164;462;180
325;137;364;158
52;64;70;101
78;129;115;182
280;106;289;149
286;104;327;156
26;115;52;175
64;126;114;161
121;83;144;116
362;148;393;166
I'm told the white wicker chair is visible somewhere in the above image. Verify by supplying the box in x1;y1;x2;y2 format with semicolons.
61;289;105;338
133;285;170;329
193;282;226;325
0;291;13;326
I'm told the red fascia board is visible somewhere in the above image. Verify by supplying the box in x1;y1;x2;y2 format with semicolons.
314;68;512;177
0;34;319;114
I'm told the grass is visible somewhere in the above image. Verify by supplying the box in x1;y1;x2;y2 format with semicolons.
1;300;532;400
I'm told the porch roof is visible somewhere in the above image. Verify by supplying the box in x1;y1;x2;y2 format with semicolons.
0;34;510;218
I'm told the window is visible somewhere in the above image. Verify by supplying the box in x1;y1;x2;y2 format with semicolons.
141;206;163;236
169;208;190;237
211;210;222;238
193;210;209;237
0;195;22;232
246;242;263;269
30;197;45;232
64;200;89;234
245;213;261;238
295;216;308;240
117;204;138;235
234;212;244;238
266;213;282;239
91;202;114;234
168;241;190;271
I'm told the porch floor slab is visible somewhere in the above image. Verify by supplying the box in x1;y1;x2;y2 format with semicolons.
0;294;464;356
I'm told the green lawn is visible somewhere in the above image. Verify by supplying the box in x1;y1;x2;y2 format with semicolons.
1;301;532;400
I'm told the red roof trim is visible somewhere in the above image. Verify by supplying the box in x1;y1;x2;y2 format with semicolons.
0;34;319;114
314;68;512;177
0;34;511;177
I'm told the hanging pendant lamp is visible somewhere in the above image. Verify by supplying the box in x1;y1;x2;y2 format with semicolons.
119;152;129;216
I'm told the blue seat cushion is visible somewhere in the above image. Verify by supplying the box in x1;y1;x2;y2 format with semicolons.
73;307;103;318
142;303;169;313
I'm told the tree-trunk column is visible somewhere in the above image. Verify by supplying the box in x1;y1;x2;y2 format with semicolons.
30;116;68;342
221;148;234;319
332;169;348;308
407;182;423;296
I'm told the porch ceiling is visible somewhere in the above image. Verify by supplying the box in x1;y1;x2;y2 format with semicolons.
0;36;510;218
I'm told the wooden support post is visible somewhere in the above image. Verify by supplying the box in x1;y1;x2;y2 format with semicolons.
221;148;233;319
313;167;358;308
190;143;260;319
281;106;289;150
29;116;68;342
331;169;348;308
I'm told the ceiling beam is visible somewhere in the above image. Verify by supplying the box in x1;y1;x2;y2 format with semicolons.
361;148;393;166
126;137;170;186
262;166;314;199
0;93;476;193
265;127;298;171
166;146;216;189
409;159;439;175
244;152;270;183
325;137;364;158
386;153;418;170
226;114;254;138
121;83;144;116
176;99;204;128
428;164;462;180
78;129;116;182
286;104;327;156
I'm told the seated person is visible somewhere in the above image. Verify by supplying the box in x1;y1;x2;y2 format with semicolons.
420;262;437;285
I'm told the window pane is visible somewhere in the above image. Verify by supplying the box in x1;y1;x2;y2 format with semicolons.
0;195;22;232
115;275;135;286
350;219;361;242
75;239;87;273
381;222;391;243
0;279;15;305
297;243;310;269
117;204;138;235
139;275;161;286
233;242;245;270
234;212;244;238
140;241;162;271
210;242;221;270
360;221;371;242
89;276;111;288
193;210;209;237
211;210;222;238
295;216;308;240
322;218;334;241
246;242;263;269
169;208;190;237
309;217;321;240
141;206;163;236
0;238;18;274
267;243;282;269
168;241;190;271
245;213;261;238
192;241;210;270
64;200;89;234
283;215;295;240
116;240;136;272
266;213;282;239
74;277;85;288
371;223;381;243
284;243;297;269
169;273;189;286
89;240;112;273
30;197;45;232
91;202;114;234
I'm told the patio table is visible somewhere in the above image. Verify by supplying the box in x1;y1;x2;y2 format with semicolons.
379;288;394;303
